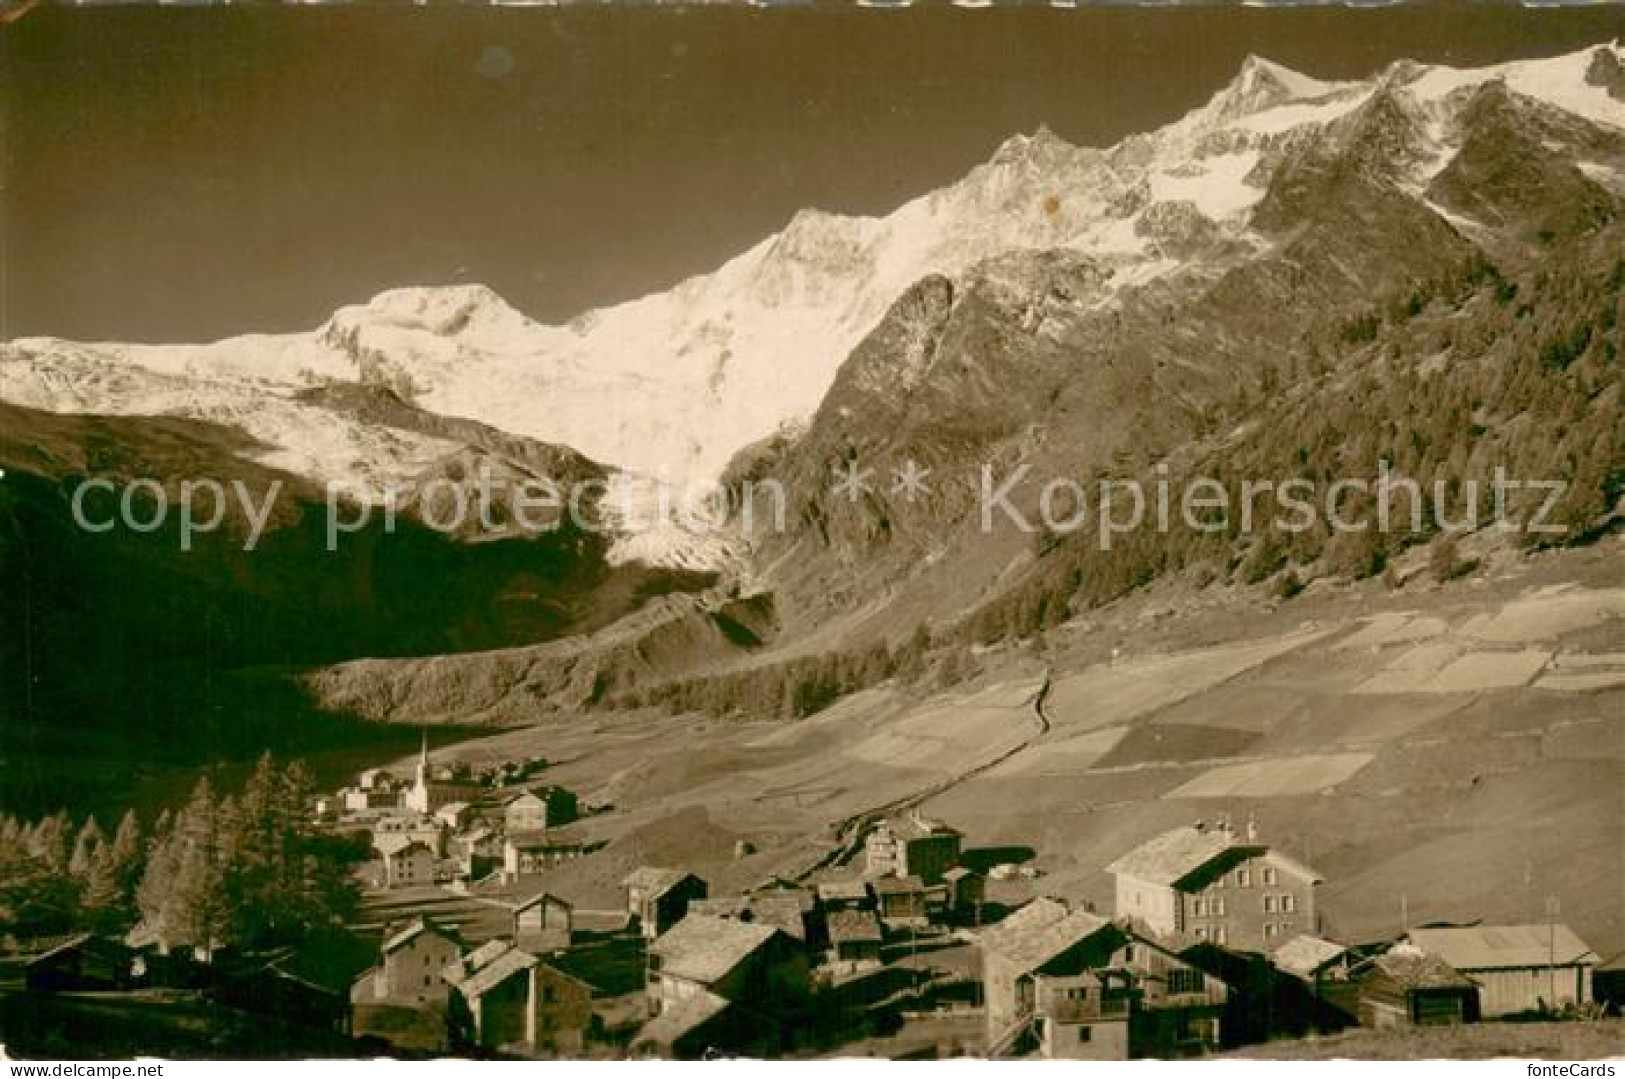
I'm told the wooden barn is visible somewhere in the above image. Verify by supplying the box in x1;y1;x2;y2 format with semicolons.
1355;945;1479;1028
1405;925;1599;1018
24;934;134;992
513;891;573;954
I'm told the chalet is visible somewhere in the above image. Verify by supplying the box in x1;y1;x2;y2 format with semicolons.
1271;933;1363;1030
872;874;929;930
827;910;885;967
353;918;464;1007
503;786;580;833
632;990;770;1060
979;898;1227;1060
445;941;595;1056
646;913;809;1019
752;888;817;943
864;811;963;885
24;934;134;992
1106;821;1322;952
513;891;573;954
1354;944;1479;1028
1404;924;1599;1017
624;868;709;940
503;828;590;879
213;947;351;1035
452;826;504;879
1273;934;1355;984
814;879;873;913
690;888;814;943
351;918;464;1051
382;840;436;889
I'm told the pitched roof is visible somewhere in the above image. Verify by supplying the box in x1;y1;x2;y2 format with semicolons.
506;784;573;806
871;875;926;896
387;839;433;860
942;867;980;882
514;890;573;914
880;813;962;841
635;989;733;1048
979;900;1111;973
23;933;95;965
1368;944;1476;990
459;946;538;1001
505;825;588;849
978;897;1069;946
1273;934;1352;978
749;895;811;938
1407;925;1599;971
1104;826;1248;886
649;914;779;986
828;910;884;944
623;867;700;898
444;940;510;986
750;886;815;912
815;880;871;903
381;917;458;955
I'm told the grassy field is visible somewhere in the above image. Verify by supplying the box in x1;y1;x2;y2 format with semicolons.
1227;1019;1625;1060
385;539;1625;959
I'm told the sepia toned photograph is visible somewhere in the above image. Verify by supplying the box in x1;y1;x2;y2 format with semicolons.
0;0;1621;1064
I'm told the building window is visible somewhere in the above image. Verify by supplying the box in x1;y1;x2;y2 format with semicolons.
1263;923;1277;940
1194;927;1208;941
1215;926;1228;945
1281;894;1296;913
1168;969;1203;994
1212;896;1225;916
1262;867;1278;886
1078;1026;1092;1043
1192;898;1205;916
1264;895;1276;913
1236;869;1251;888
1123;945;1135;961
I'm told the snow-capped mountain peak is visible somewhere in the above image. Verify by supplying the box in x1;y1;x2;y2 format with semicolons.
5;43;1622;571
1205;54;1345;122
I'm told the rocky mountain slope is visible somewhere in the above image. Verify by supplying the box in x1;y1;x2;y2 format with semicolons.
2;43;1621;766
7;45;1619;503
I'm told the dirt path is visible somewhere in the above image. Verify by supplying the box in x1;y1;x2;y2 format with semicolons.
790;673;1055;882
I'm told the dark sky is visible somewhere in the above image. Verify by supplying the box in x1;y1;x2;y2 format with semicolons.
4;3;1622;342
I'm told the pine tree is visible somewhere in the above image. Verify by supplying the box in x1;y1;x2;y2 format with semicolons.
136;810;176;935
159;777;230;956
28;811;74;873
81;811;143;933
69;816;105;878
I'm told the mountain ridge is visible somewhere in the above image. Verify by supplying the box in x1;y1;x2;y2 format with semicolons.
7;43;1620;508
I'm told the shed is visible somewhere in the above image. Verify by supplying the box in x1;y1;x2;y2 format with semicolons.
1356;944;1479;1028
1405;924;1599;1017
